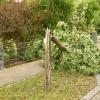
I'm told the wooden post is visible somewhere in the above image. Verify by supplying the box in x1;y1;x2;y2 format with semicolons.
92;32;97;44
0;39;4;70
44;28;51;90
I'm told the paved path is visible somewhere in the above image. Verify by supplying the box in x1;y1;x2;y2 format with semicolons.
96;74;100;86
91;92;100;100
97;36;100;49
0;60;44;87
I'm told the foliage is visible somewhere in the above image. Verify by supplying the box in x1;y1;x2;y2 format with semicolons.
39;0;100;33
52;21;100;75
1;0;100;39
0;1;40;42
39;0;75;28
3;39;43;62
85;0;100;26
23;39;43;62
0;0;100;74
4;39;17;60
0;0;8;4
68;0;100;34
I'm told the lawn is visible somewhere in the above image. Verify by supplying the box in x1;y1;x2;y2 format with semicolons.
0;71;96;100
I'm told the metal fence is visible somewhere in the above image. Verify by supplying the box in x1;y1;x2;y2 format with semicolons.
91;32;97;44
0;41;4;69
0;32;98;69
2;41;42;68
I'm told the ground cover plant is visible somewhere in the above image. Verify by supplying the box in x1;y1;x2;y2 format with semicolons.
0;71;96;100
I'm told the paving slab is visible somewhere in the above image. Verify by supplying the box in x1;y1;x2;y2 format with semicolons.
81;86;100;100
97;36;100;49
96;74;100;86
91;92;100;100
0;60;44;86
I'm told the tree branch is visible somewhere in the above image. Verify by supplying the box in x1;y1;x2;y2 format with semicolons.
42;27;71;52
51;36;71;52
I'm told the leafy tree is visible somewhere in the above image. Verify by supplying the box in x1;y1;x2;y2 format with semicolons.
39;0;75;28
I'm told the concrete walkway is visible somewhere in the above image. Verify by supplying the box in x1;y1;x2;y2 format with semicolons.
0;60;44;87
97;36;100;49
91;92;100;100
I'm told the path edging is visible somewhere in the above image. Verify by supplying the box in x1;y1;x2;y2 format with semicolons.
81;74;100;100
81;86;100;100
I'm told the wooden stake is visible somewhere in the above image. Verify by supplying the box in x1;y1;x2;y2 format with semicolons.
44;28;51;90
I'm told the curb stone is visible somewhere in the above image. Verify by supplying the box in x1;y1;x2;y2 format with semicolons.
81;74;100;100
81;86;100;100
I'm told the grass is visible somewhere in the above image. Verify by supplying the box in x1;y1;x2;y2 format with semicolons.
0;71;96;100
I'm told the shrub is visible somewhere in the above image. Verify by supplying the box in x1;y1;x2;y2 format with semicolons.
39;0;100;34
23;39;43;62
39;0;75;28
85;0;100;26
3;39;18;60
0;1;42;42
52;21;100;75
1;0;100;40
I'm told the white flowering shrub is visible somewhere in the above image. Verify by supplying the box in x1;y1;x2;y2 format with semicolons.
52;21;100;75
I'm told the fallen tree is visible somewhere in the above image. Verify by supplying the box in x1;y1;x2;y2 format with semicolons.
41;21;100;75
42;27;71;52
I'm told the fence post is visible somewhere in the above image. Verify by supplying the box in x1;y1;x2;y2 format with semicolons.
44;28;51;90
0;39;4;70
91;32;97;44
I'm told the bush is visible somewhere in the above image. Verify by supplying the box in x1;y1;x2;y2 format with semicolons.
0;1;42;42
85;0;100;26
1;0;100;40
23;40;43;62
39;0;75;28
52;21;100;75
3;39;18;60
39;0;100;34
